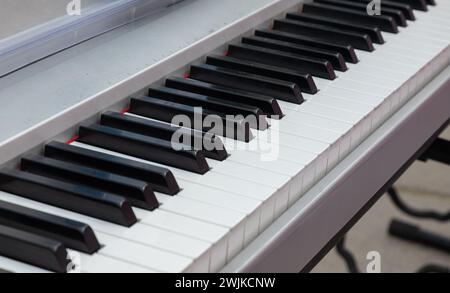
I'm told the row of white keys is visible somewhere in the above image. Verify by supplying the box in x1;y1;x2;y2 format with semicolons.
81;111;329;227
72;124;332;266
260;9;450;196
72;142;275;268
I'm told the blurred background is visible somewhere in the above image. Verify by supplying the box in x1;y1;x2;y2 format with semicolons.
313;127;450;273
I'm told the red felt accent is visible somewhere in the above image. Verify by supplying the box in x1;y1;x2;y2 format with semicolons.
66;135;79;144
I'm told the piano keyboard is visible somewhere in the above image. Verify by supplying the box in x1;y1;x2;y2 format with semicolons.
0;0;449;273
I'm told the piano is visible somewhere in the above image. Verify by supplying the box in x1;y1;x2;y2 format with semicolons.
0;0;449;273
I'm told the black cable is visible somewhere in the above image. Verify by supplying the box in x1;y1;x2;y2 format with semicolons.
336;236;360;273
389;219;450;254
388;187;450;221
417;264;450;273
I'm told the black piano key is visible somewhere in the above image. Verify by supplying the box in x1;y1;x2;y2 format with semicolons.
0;224;69;273
0;200;100;254
206;55;319;93
426;0;436;5
273;19;374;51
227;43;336;80
302;3;398;33
101;112;229;161
147;87;267;130
286;12;384;44
388;0;428;11
316;0;407;27
0;169;137;227
190;63;305;103
45;142;180;195
22;156;159;211
78;124;211;174
165;77;285;116
354;0;416;20
241;36;348;71
255;29;358;63
129;96;253;142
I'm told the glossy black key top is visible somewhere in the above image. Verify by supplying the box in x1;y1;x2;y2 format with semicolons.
255;29;358;63
0;224;69;273
147;87;267;130
354;0;416;20
426;0;436;5
165;77;285;116
227;44;336;80
206;55;318;93
129;96;253;142
22;156;159;211
0;200;100;254
78;124;211;173
0;169;137;227
286;12;384;44
273;19;374;51
45;142;180;195
101;112;229;161
302;3;398;33
241;36;348;71
316;0;407;27
388;0;428;11
190;63;305;103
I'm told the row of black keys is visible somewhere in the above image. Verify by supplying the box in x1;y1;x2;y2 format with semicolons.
0;0;435;273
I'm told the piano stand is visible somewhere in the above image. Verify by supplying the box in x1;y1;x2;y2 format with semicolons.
386;136;450;272
332;125;450;273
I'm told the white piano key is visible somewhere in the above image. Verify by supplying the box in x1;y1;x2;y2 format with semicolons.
76;251;156;273
0;256;50;273
307;95;374;115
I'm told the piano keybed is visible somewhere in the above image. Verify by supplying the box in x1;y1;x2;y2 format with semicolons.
0;0;449;273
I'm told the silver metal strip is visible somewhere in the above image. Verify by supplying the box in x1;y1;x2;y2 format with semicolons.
221;65;450;273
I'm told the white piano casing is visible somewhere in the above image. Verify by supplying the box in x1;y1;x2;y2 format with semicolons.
0;0;449;273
